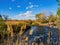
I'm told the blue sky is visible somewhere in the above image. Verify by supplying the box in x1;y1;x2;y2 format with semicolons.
0;0;58;20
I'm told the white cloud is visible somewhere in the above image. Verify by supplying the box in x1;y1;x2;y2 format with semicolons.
34;5;39;7
26;5;39;10
29;2;32;4
11;0;15;2
24;11;32;17
26;7;29;9
29;5;34;8
26;5;34;9
13;11;33;19
17;5;21;8
9;7;12;10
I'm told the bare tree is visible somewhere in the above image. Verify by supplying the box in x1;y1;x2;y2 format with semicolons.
3;15;8;20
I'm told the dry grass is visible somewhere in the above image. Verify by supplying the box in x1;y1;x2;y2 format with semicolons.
5;20;25;25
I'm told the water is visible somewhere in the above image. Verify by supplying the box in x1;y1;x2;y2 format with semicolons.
22;26;59;45
0;26;60;45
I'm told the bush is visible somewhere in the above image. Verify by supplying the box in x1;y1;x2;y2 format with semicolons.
12;24;22;34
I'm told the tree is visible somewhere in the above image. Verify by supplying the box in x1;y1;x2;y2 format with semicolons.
48;14;56;22
56;0;60;27
35;13;47;23
56;0;60;6
57;8;60;17
56;0;60;17
3;15;8;20
0;14;2;18
57;9;60;27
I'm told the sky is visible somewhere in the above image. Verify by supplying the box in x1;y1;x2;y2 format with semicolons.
0;0;58;20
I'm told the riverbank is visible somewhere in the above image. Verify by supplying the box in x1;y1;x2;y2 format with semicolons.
5;20;58;29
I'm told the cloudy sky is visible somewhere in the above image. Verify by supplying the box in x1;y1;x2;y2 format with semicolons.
0;0;58;20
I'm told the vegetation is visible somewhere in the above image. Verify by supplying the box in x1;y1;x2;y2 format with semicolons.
35;12;57;24
0;14;7;43
0;15;7;34
35;13;47;23
0;12;58;35
56;0;60;28
57;9;60;27
48;14;56;22
12;24;21;34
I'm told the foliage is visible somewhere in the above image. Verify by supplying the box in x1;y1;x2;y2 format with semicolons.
27;19;32;24
57;20;60;27
32;21;39;26
57;8;60;17
56;0;60;6
48;14;56;22
35;13;47;23
26;20;32;26
57;9;60;27
56;0;60;28
12;23;23;34
0;15;7;34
